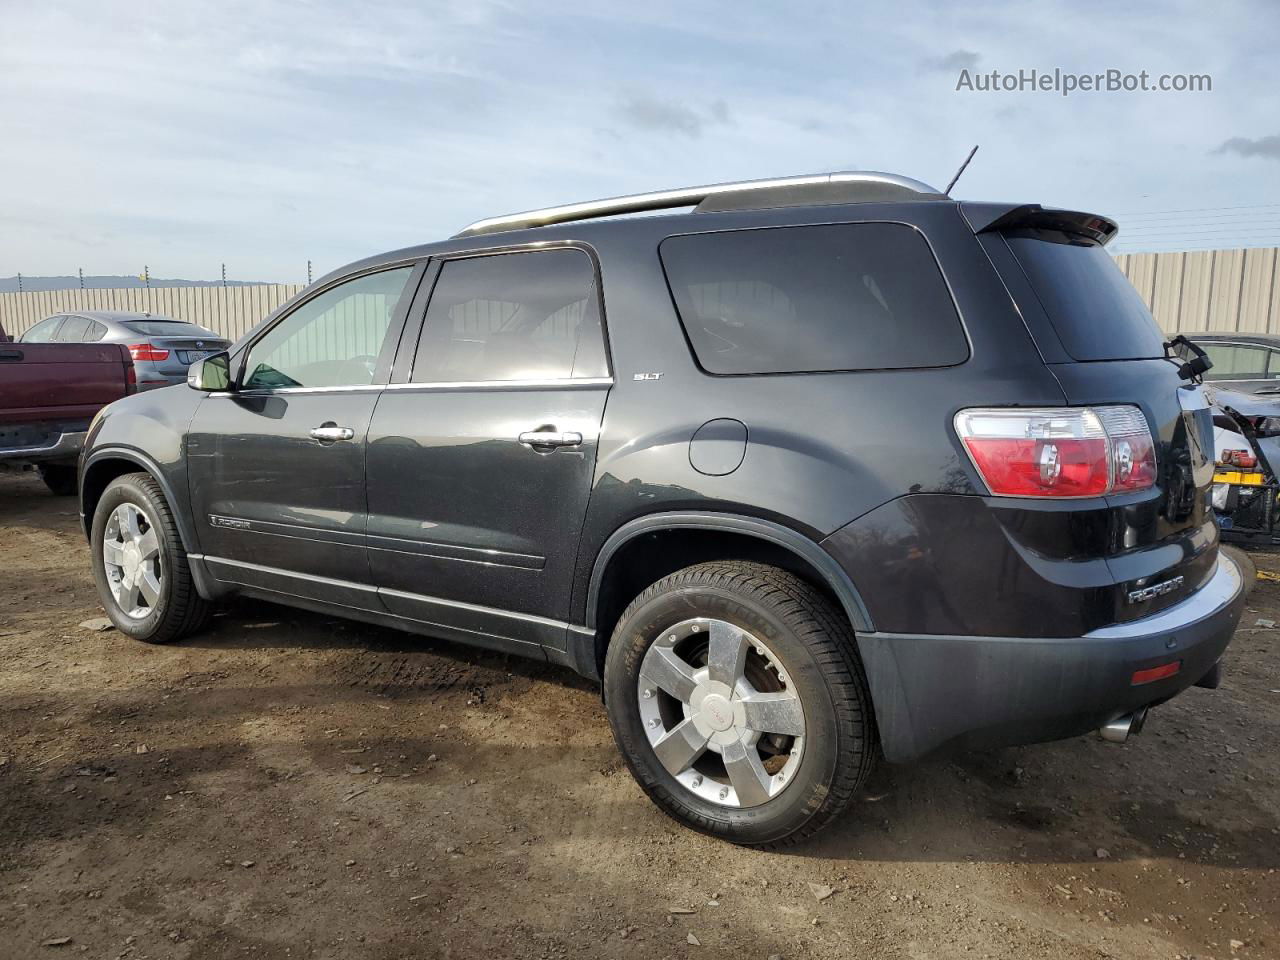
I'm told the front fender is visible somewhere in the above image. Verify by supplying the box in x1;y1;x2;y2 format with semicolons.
79;387;205;552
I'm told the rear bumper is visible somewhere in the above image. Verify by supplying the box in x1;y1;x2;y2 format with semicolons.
0;429;86;464
858;551;1246;763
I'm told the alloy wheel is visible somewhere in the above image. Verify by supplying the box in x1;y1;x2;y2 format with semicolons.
637;617;806;807
102;503;164;619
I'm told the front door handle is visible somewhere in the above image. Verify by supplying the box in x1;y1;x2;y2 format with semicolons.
518;429;583;449
310;424;355;443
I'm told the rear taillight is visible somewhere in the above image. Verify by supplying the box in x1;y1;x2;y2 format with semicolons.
1219;448;1258;469
127;343;169;362
954;406;1157;498
124;362;138;395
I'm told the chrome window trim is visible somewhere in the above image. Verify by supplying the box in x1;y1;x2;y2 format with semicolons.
384;377;613;392
207;384;384;398
207;377;613;399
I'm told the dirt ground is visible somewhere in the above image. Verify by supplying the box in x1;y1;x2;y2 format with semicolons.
0;469;1277;960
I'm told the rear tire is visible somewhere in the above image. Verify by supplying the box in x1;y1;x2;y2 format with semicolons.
38;463;78;496
89;472;211;644
603;560;877;847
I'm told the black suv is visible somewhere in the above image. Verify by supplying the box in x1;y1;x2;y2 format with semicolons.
79;171;1245;847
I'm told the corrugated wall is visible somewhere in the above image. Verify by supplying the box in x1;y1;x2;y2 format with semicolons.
1113;247;1280;334
0;284;305;343
2;246;1278;341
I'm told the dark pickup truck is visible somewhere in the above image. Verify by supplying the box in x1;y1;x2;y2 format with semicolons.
0;321;135;494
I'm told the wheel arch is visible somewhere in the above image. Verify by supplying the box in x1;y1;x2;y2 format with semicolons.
584;512;874;679
81;448;196;552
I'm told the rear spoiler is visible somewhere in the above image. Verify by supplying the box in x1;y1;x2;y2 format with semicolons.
960;202;1119;246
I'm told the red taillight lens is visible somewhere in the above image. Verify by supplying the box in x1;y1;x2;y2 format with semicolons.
124;362;137;395
1219;448;1258;469
955;406;1157;498
1131;660;1181;685
127;343;169;362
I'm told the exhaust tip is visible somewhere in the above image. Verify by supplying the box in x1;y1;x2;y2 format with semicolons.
1099;708;1148;744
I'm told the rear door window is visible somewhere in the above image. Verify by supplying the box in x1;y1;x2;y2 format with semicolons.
1004;233;1165;361
56;315;92;341
411;249;608;383
659;223;967;375
1200;343;1269;380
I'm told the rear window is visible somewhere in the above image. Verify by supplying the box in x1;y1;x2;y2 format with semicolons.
659;223;968;375
123;320;215;337
1005;233;1165;361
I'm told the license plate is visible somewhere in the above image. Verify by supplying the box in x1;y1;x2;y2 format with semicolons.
181;350;214;364
1213;470;1265;486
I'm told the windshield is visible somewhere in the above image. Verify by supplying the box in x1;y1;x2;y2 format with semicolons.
1006;232;1166;361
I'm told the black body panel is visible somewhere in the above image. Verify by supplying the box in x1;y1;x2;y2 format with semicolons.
185;390;381;607
77;189;1244;765
364;382;609;655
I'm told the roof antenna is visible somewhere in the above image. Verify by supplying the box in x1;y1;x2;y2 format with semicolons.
944;144;979;195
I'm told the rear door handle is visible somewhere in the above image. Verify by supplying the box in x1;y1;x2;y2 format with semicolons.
518;430;583;448
310;424;355;443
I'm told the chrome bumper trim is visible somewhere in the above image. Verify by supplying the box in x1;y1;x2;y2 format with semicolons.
0;430;87;461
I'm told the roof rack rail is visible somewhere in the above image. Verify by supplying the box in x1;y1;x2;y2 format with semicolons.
453;171;943;238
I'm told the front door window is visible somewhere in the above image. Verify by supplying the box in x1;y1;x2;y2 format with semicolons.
243;267;414;389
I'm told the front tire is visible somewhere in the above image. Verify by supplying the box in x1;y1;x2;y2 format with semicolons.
89;472;211;643
603;561;877;847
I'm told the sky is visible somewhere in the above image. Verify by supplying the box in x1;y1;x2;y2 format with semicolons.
2;0;1278;282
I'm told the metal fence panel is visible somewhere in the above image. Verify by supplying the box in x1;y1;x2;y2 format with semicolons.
3;248;1280;342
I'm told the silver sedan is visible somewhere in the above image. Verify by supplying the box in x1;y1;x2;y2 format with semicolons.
20;310;231;390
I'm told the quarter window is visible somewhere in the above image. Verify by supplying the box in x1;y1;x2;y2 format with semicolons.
411;249;607;383
243;267;414;389
660;223;967;375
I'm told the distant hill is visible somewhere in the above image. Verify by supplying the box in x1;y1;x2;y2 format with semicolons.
0;275;275;293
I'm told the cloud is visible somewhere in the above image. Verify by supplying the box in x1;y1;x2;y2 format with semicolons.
921;49;980;72
619;96;706;136
618;96;732;137
1;2;1275;278
1216;134;1280;161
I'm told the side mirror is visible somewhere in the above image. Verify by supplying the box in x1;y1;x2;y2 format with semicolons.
188;351;233;392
